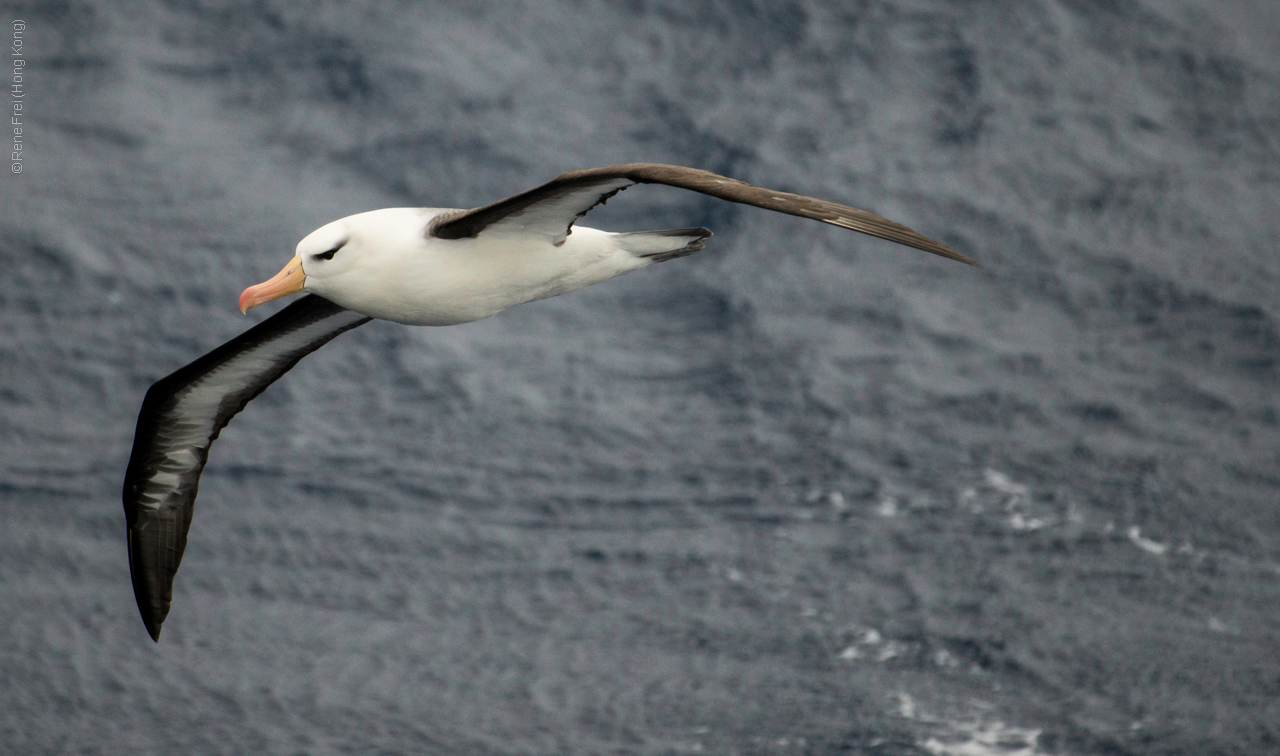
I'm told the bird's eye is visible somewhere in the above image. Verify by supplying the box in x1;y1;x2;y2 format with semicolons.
313;244;343;261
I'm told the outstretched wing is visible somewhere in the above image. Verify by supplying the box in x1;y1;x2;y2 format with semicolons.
429;162;976;265
122;294;371;641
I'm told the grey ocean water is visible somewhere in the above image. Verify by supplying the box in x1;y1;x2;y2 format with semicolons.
2;1;1278;753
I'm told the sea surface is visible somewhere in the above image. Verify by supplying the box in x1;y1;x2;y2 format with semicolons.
2;1;1278;754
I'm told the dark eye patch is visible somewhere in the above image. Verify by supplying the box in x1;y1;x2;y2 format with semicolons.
314;244;343;261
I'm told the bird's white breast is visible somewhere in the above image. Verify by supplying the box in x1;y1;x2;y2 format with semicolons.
304;209;649;326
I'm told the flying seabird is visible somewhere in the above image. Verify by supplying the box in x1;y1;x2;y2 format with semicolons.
123;163;976;641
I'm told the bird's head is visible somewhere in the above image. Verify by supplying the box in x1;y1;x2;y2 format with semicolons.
238;210;421;314
238;218;353;314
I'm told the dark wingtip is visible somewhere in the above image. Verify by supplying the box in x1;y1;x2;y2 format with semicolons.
134;585;165;642
926;242;980;267
126;527;169;643
917;237;979;267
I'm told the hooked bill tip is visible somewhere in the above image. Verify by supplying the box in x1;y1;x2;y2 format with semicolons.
237;255;306;313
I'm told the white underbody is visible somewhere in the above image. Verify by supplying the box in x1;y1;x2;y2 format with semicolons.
299;208;676;326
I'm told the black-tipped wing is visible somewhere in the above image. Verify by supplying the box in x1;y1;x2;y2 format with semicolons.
429;163;977;265
122;294;371;641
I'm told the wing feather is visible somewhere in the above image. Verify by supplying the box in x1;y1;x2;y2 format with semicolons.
122;294;370;640
429;163;976;265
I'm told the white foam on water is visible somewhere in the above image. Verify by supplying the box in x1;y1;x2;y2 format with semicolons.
1008;513;1047;531
921;720;1044;756
895;692;1048;756
984;470;1028;502
877;496;899;517
933;649;960;669
837;628;892;663
1127;527;1168;556
876;641;904;662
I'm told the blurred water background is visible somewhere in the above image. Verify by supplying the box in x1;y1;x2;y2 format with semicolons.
2;1;1278;753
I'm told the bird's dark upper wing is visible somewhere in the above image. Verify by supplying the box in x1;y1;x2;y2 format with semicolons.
429;163;976;265
122;294;371;641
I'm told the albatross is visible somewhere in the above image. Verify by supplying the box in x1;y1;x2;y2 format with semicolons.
123;163;977;641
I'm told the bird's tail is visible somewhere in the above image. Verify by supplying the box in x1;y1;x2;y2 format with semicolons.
613;227;712;263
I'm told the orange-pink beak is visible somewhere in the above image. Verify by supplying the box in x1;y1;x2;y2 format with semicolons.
238;255;306;314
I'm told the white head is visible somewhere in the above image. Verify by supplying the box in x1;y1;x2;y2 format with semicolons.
238;208;431;315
